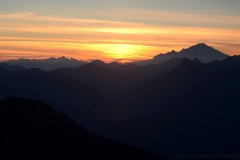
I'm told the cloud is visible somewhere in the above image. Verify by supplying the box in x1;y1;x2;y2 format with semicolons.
65;8;240;28
214;43;240;48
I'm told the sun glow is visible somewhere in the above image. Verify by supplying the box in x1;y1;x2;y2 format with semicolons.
1;11;240;62
106;44;141;59
83;43;155;61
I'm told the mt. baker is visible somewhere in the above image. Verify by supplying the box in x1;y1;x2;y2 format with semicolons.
136;43;228;65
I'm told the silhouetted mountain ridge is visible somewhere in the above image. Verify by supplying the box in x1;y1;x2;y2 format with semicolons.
115;57;240;158
52;58;183;102
4;56;87;71
0;63;27;71
216;55;240;67
0;97;161;160
153;50;177;58
0;69;120;135
90;60;106;66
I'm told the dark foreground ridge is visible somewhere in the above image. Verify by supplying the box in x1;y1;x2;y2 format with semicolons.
0;97;161;160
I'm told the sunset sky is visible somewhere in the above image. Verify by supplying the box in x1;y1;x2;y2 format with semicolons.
1;0;240;62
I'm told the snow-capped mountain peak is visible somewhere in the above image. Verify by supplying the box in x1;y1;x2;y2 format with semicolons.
136;43;228;65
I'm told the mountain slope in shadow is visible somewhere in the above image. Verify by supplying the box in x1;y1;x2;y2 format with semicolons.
0;66;9;75
2;56;240;159
0;97;161;160
211;55;240;68
0;63;27;71
114;58;240;158
0;69;120;135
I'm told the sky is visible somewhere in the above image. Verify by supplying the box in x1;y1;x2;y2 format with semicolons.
0;0;240;62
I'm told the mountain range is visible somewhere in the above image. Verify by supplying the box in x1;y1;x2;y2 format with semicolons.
0;43;240;159
2;43;229;71
52;58;183;102
4;56;87;71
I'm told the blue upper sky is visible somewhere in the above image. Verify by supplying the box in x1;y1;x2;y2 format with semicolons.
1;0;240;15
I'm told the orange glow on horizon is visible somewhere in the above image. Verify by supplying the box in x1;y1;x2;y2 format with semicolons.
1;12;240;62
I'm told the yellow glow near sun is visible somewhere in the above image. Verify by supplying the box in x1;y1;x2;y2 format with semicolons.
85;43;155;60
105;44;136;59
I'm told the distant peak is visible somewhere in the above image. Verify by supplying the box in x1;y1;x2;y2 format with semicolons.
193;58;202;64
180;58;203;67
186;43;215;51
196;43;207;46
90;60;105;66
170;50;177;53
109;61;120;64
59;56;67;59
181;58;192;64
193;43;209;48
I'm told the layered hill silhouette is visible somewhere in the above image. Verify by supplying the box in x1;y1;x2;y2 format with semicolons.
0;68;120;134
114;57;240;158
0;43;240;158
0;97;161;160
135;43;228;65
0;66;9;74
4;56;87;71
52;58;182;102
0;63;27;71
17;56;240;158
211;55;240;68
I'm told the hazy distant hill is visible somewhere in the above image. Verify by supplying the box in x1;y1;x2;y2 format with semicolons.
213;55;240;68
4;56;87;71
0;69;119;134
52;58;182;102
0;97;161;160
0;63;27;71
135;43;228;65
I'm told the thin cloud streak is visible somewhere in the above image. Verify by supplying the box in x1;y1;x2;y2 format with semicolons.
1;10;240;27
75;8;240;27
